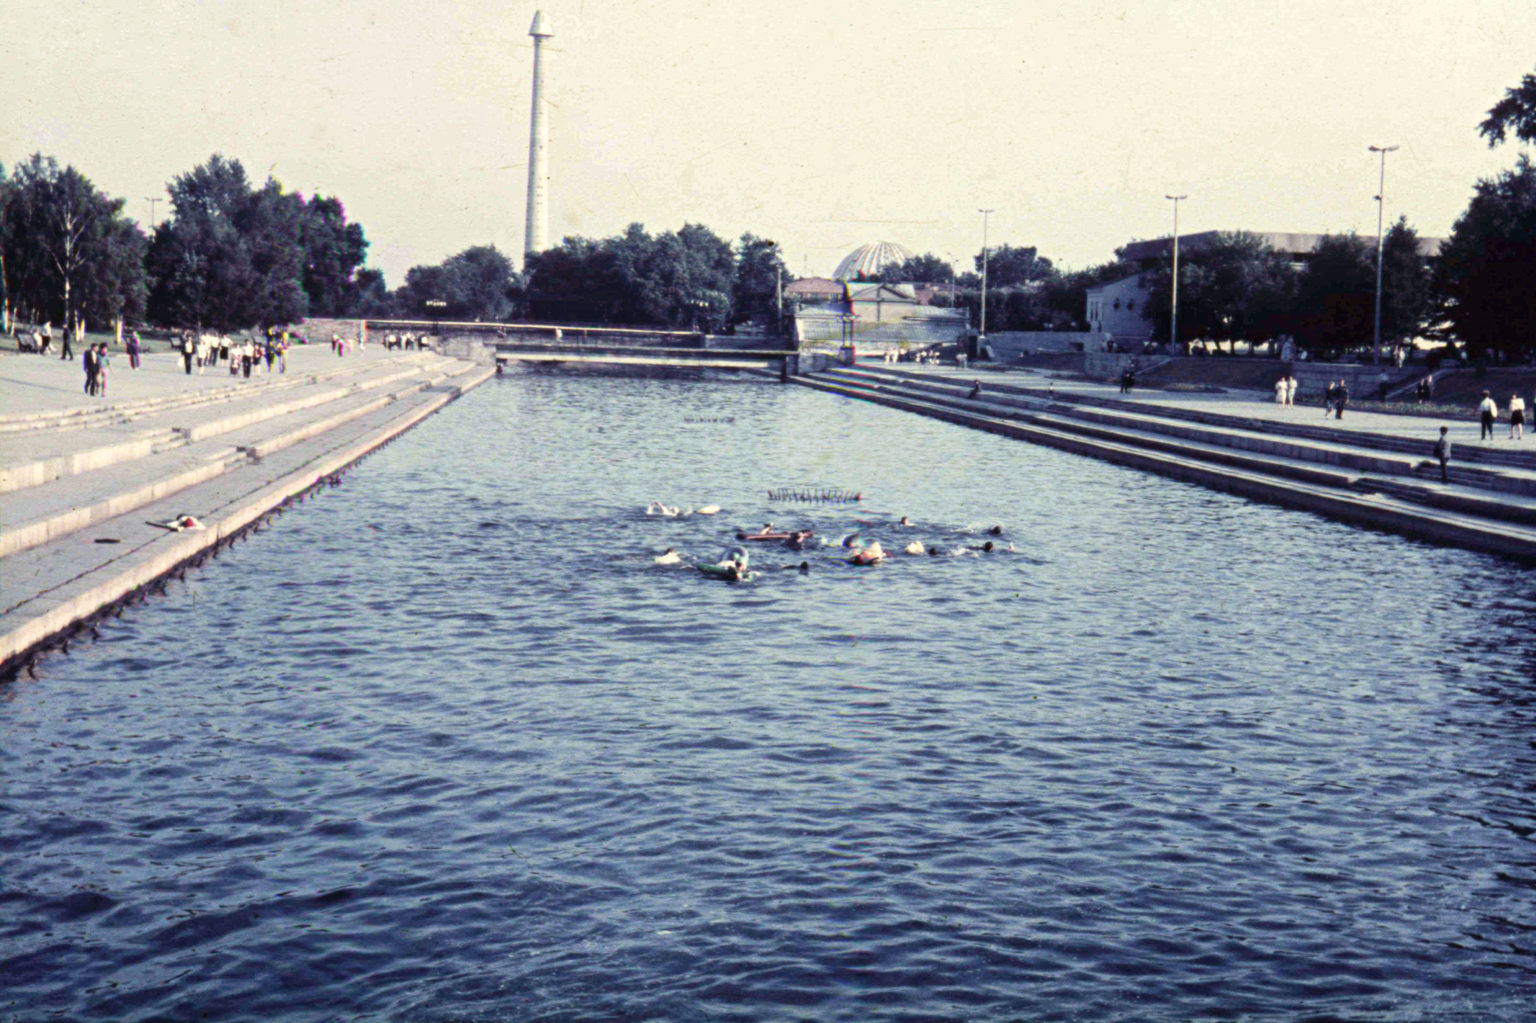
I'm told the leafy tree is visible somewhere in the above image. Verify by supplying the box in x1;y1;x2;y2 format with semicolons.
147;155;309;330
1436;155;1536;360
1141;231;1295;349
975;244;1055;287
1291;233;1374;356
352;267;394;317
1480;63;1536;148
1;153;145;333
1378;217;1434;347
301;195;369;316
876;252;955;284
526;222;736;329
398;245;519;321
731;233;791;331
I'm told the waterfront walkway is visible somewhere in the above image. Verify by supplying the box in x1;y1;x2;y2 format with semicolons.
803;361;1536;562
0;341;494;675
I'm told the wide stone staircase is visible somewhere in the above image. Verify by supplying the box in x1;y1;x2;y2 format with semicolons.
0;349;492;672
799;364;1536;560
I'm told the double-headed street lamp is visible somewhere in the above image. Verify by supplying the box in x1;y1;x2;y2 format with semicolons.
1165;194;1187;352
1369;144;1398;364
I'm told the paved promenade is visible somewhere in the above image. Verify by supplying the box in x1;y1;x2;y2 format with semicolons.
1;340;494;676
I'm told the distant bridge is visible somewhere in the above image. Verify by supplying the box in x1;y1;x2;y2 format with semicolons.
491;340;799;371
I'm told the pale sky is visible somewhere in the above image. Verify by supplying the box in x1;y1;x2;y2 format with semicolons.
4;0;1534;285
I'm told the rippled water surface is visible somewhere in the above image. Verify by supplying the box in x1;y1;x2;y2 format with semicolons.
5;373;1536;1022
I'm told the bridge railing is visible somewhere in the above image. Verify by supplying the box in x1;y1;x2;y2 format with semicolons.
493;340;796;361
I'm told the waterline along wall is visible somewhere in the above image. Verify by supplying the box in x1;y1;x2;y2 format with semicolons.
0;347;494;678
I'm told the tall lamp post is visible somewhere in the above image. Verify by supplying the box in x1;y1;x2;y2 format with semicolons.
1369;144;1398;364
1165;194;1187;352
977;208;994;352
425;299;447;345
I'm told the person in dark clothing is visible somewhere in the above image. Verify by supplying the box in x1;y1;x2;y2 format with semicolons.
181;334;195;374
1335;379;1349;420
59;323;74;361
1433;426;1452;484
968;380;981;400
82;346;98;395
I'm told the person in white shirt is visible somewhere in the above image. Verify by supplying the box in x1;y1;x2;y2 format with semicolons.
1510;393;1526;440
1275;377;1287;404
1478;391;1498;440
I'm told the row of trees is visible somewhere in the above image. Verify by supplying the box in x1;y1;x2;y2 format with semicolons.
0;154;377;335
0;153;796;336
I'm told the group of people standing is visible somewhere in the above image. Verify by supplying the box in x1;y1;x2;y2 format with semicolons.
1477;391;1528;441
1271;374;1301;406
176;331;288;378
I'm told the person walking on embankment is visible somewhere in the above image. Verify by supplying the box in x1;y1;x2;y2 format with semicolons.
1510;393;1525;440
82;344;98;396
1479;391;1498;441
1434;426;1452;483
1334;379;1349;420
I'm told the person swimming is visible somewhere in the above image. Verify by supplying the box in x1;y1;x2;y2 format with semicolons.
988;525;1004;535
654;548;681;565
903;540;925;555
897;516;913;527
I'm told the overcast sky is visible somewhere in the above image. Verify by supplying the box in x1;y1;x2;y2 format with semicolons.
5;0;1534;285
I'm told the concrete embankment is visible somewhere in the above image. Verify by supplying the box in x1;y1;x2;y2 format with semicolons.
0;343;493;677
797;363;1536;563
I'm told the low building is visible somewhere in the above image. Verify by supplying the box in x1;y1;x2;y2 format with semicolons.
784;277;844;305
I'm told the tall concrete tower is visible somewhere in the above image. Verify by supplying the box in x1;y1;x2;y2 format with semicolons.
523;10;553;263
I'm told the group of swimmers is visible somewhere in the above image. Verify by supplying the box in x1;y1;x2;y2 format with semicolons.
649;508;1011;582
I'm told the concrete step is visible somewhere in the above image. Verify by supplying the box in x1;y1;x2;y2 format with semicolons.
1;363;497;675
0;358;442;493
798;371;1536;562
0;350;438;435
0;360;480;559
823;367;1536;499
846;363;1536;474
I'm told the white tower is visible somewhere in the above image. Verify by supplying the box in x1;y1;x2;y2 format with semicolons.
523;10;553;262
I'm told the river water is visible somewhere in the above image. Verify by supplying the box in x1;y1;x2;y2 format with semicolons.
4;373;1536;1022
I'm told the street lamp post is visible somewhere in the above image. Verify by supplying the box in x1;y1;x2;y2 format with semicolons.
1369;144;1398;364
425;299;447;345
145;196;161;229
1165;194;1187;352
977;209;994;353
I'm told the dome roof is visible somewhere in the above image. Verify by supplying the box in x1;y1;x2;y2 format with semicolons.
833;240;914;281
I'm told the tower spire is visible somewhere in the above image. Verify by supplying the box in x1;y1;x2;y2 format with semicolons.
524;11;553;263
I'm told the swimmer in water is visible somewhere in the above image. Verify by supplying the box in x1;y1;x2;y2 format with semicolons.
903;540;925;555
655;548;681;565
988;525;1004;535
898;516;913;527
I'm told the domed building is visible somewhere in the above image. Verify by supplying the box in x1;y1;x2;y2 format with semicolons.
833;241;914;281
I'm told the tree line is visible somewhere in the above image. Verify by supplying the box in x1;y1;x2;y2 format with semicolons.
3;63;1532;350
0;153;794;338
